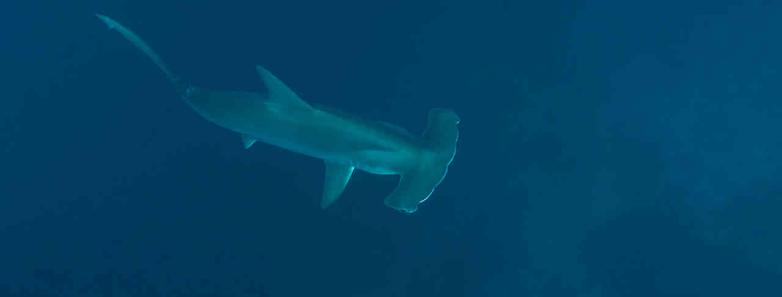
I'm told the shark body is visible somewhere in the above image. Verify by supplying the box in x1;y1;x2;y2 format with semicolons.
96;14;459;213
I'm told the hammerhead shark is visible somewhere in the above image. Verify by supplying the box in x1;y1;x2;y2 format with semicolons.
95;14;459;213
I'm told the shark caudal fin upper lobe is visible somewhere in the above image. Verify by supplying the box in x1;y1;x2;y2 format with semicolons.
95;14;189;96
384;108;460;213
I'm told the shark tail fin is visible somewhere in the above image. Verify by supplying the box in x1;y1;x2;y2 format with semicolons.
95;14;189;96
384;108;460;213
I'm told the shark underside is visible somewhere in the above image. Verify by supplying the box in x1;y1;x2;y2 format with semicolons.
95;14;460;213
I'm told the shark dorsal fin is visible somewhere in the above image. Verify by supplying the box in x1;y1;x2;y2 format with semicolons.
321;162;355;208
241;134;257;149
255;65;312;109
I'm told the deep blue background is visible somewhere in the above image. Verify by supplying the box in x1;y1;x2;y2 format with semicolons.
2;0;782;296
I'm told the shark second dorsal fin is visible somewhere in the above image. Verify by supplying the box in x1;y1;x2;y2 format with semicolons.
241;134;257;149
255;65;312;109
321;162;355;209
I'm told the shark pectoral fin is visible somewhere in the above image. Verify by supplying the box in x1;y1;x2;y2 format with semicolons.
255;65;312;109
321;162;355;208
241;134;257;149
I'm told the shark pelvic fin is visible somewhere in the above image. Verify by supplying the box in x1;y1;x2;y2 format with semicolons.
241;134;257;149
255;65;312;109
321;162;355;208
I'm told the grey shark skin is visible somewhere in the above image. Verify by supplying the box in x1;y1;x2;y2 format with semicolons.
95;14;459;213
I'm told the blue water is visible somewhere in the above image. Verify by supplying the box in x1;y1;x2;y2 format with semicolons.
2;0;781;296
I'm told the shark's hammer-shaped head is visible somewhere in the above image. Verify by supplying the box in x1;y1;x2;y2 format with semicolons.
383;108;460;214
426;108;460;161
